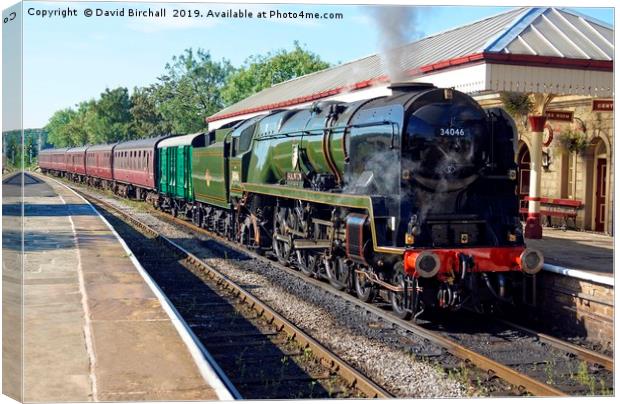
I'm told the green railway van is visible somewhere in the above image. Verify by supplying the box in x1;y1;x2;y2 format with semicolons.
157;133;206;203
191;128;234;209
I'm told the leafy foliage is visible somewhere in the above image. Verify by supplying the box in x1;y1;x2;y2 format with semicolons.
46;108;78;147
130;86;173;139
499;92;533;117
64;101;93;146
3;129;48;169
45;90;134;147
44;43;328;147
222;41;330;105
90;87;134;143
155;48;233;134
558;129;589;154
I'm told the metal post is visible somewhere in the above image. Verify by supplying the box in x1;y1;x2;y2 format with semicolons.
525;115;546;239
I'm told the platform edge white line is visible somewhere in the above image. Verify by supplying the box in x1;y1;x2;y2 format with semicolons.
48;176;240;401
543;264;614;287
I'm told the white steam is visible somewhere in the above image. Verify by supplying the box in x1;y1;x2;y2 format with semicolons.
370;6;422;82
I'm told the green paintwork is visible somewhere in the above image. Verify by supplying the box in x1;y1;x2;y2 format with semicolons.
239;182;370;209
240;104;395;187
159;147;171;194
244;127;347;185
158;144;194;201
215;128;232;142
186;100;405;254
192;141;230;209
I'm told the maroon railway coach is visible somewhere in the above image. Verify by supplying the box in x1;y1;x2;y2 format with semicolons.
85;143;116;186
112;136;169;199
39;148;69;174
65;146;88;180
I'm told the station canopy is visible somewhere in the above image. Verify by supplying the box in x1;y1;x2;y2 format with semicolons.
208;7;613;127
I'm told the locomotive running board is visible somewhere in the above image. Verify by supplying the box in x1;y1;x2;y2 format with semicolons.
292;240;332;249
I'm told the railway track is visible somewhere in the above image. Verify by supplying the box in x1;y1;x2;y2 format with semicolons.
63;178;613;397
76;187;391;400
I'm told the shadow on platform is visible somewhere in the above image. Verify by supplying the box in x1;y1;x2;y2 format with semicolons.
2;204;97;217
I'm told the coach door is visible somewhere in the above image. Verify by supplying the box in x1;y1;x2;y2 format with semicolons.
595;157;607;232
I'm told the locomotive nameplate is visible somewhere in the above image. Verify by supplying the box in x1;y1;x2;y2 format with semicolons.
285;171;305;187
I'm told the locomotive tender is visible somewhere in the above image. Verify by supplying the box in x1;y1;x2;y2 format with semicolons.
39;83;543;319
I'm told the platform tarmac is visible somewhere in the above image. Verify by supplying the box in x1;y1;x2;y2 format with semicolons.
527;227;614;285
2;172;227;402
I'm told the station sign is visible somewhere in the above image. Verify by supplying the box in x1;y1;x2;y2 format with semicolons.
545;110;573;122
592;100;613;112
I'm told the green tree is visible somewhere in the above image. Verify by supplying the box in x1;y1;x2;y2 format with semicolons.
88;87;134;144
3;130;21;168
154;48;233;133
45;108;77;147
66;101;93;146
44;88;133;147
222;41;330;105
130;86;173;138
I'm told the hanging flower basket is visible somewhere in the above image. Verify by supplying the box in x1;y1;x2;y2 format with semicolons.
557;129;589;155
499;92;533;117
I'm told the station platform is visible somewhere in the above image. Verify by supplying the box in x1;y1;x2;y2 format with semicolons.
3;173;230;401
528;227;614;286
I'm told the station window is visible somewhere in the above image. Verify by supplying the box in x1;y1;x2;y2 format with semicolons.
566;154;576;199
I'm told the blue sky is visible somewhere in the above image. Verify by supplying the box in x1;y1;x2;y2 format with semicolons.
17;1;614;129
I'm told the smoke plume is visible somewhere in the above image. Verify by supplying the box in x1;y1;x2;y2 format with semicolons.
370;6;422;82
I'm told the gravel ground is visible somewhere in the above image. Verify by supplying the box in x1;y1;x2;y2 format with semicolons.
72;185;470;398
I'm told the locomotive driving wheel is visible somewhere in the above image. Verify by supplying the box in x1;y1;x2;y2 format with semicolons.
325;257;349;290
354;267;377;302
296;250;319;276
390;271;412;320
272;207;292;265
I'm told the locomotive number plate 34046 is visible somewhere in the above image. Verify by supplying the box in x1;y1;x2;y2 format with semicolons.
439;128;466;136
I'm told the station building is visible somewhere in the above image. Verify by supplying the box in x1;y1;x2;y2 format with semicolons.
207;7;614;236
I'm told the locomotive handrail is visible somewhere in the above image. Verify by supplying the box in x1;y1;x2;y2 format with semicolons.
255;120;397;141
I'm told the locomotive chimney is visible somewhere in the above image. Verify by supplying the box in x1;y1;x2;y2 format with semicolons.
388;82;435;94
